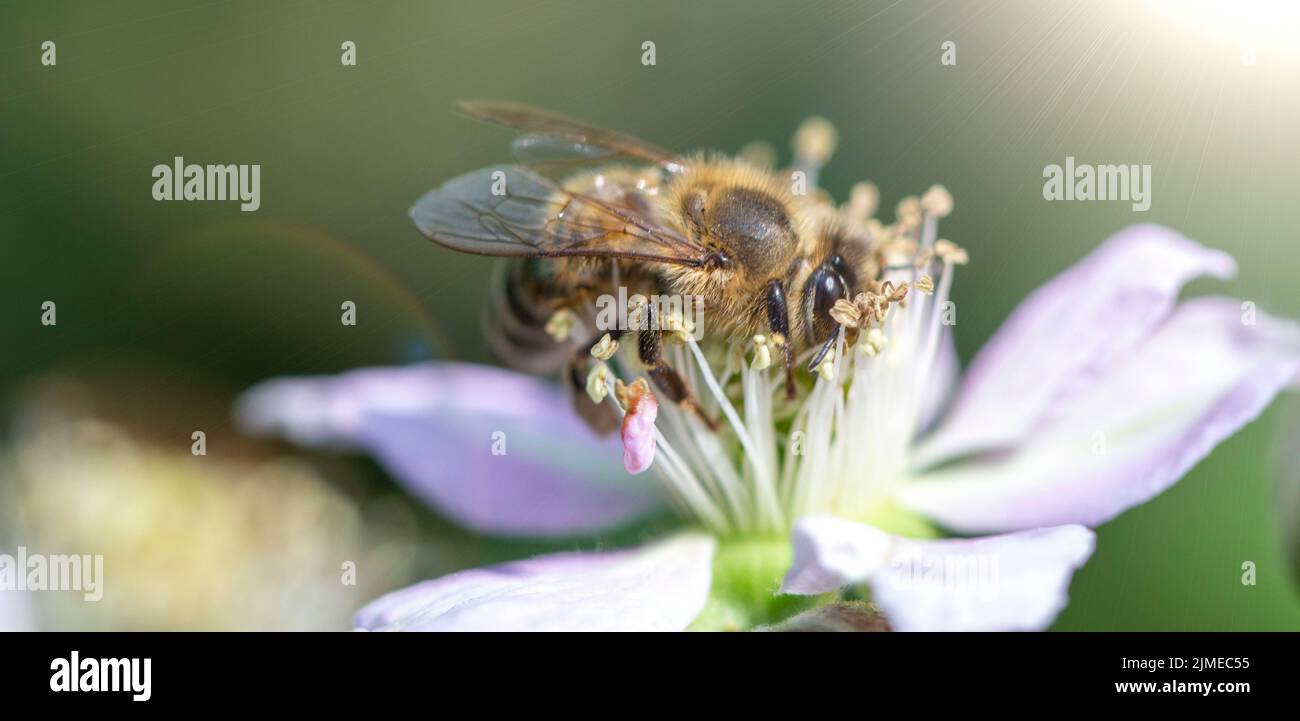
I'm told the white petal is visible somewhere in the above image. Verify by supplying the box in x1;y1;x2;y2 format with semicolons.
783;516;1095;631
356;533;716;631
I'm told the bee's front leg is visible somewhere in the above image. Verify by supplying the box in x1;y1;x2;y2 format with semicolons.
765;279;798;399
636;316;720;431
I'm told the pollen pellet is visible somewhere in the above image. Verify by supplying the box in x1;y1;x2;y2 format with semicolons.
620;379;658;475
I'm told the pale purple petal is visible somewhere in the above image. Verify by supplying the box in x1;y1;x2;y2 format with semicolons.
900;298;1300;533
236;363;663;537
914;225;1236;467
782;516;1095;631
355;533;715;631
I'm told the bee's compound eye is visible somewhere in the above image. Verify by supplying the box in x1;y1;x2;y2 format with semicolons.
806;263;847;340
829;254;856;289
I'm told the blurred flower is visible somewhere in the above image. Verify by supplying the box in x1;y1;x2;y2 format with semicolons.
1;376;415;631
241;212;1300;630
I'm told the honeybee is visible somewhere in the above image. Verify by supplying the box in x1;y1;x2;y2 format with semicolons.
411;101;874;430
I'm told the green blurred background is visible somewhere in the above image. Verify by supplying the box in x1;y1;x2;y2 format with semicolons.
2;0;1299;629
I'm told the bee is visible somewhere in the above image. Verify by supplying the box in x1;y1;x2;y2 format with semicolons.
411;101;873;431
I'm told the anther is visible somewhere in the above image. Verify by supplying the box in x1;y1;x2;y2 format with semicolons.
847;182;879;224
751;334;773;370
815;347;837;380
586;363;611;404
896;197;923;230
859;328;888;357
920;185;954;218
793;117;838;169
829;298;861;328
935;239;970;265
590;333;619;360
545;308;577;342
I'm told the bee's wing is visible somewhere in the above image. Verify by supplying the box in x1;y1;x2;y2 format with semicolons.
509;133;618;165
410;164;711;266
459;100;684;173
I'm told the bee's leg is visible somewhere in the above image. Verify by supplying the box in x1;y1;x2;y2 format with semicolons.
765;280;798;399
636;323;721;431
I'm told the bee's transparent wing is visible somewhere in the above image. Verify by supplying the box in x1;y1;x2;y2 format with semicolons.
510;132;620;166
460;100;685;173
410;165;710;266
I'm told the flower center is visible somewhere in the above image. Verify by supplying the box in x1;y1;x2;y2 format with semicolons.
588;185;965;537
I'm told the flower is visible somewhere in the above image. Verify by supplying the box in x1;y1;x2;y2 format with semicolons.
236;127;1300;630
2;375;408;631
237;215;1300;631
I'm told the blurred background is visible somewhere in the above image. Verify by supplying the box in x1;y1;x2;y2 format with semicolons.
2;0;1299;630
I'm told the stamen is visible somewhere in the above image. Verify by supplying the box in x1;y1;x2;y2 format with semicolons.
815;347;837;380
602;374;731;533
792;116;838;185
859;328;887;357
787;331;845;517
881;280;909;306
895;196;923;231
920;185;954;218
913;259;957;423
738;140;777;170
580;177;966;537
667;343;759;533
684;336;773;500
585;363;610;403
750;334;773;370
741;362;783;531
590;333;619;360
544;308;577;341
935;239;970;265
660;307;695;344
846;182;879;226
829;298;861;328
